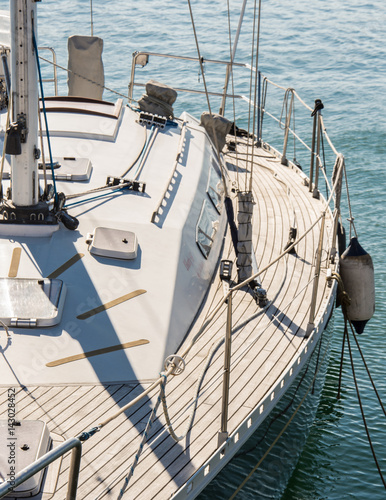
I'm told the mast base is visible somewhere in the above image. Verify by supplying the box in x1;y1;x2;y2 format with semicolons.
0;201;57;225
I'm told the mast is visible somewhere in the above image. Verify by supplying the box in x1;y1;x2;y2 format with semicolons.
9;0;39;207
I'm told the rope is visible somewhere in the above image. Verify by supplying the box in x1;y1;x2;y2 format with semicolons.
0;101;11;199
343;161;358;239
32;30;58;204
319;114;339;156
133;126;158;180
37;102;48;194
349;322;386;418
64;184;129;209
332;154;344;211
162;334;227;442
328;272;386;489
65;180;133;202
345;322;386;489
117;373;167;499
228;331;330;500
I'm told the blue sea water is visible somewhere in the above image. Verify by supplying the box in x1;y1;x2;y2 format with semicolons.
2;0;385;498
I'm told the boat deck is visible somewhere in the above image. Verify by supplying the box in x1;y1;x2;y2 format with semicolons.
0;138;337;499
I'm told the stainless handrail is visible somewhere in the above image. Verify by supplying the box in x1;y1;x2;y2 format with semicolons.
0;437;82;500
128;50;248;105
281;89;295;166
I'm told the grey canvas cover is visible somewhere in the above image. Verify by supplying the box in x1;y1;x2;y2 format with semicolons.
68;35;104;100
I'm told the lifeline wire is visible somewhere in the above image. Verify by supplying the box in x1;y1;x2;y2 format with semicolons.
244;0;258;192
248;0;262;193
226;0;240;187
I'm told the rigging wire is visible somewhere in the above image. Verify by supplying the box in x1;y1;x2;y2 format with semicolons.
186;0;213;118
331;272;386;489
345;322;386;489
90;0;94;36
186;0;231;200
248;0;262;193
244;0;262;193
32;29;58;205
226;0;240;188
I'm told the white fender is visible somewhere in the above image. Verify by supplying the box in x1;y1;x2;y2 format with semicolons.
339;237;375;333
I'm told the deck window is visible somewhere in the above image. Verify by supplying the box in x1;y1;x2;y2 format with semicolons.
207;158;224;213
196;199;220;258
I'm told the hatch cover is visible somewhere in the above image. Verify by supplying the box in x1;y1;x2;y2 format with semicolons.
0;420;50;497
0;278;66;328
89;227;138;260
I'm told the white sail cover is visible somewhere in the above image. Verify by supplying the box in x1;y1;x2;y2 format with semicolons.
67;35;104;100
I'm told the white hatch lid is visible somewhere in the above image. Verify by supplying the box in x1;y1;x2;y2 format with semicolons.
0;278;66;328
0;420;51;496
89;227;138;260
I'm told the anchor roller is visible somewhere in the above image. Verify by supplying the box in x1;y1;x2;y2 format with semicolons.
339;237;375;334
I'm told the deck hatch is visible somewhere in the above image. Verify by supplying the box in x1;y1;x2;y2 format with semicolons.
0;278;66;327
2;157;92;182
37;157;92;181
0;420;50;496
89;227;138;260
